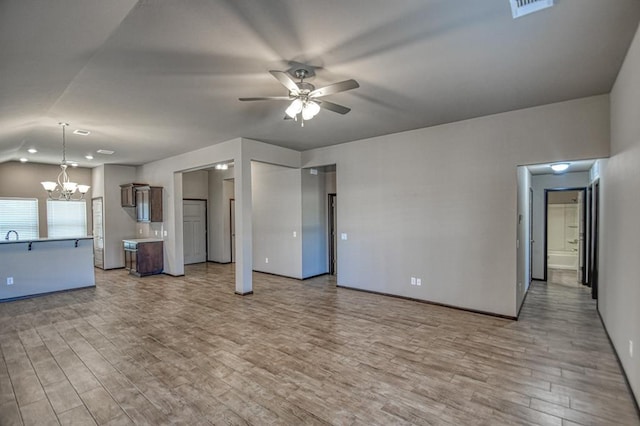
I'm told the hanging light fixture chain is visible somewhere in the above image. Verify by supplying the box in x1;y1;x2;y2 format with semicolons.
59;122;68;165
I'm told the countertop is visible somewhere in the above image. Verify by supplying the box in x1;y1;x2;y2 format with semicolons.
0;236;93;245
123;238;164;244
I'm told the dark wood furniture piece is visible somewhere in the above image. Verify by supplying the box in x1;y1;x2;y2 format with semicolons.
135;186;163;222
124;240;163;276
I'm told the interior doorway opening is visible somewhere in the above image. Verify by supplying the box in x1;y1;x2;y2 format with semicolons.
544;188;587;287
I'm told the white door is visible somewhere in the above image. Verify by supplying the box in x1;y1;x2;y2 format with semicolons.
183;200;207;264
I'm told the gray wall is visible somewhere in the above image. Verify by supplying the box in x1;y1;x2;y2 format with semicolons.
516;166;531;313
603;21;640;406
530;171;590;280
92;164;138;269
302;168;328;278
251;161;302;278
302;95;610;317
207;167;234;262
0;161;93;238
183;170;209;199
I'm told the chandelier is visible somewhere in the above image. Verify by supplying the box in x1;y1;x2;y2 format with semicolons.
41;122;90;201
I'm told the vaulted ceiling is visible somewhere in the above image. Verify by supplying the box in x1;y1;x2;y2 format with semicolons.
1;0;639;168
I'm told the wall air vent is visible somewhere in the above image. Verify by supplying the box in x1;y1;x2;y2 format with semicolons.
510;0;554;19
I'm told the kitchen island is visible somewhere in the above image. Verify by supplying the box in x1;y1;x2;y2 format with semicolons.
0;237;95;301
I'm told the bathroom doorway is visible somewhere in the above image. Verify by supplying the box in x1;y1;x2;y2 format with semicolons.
544;188;587;286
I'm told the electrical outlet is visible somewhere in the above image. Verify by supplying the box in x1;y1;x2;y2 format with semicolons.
416;278;422;286
155;230;158;236
139;229;143;234
630;340;634;358
164;230;168;236
265;257;269;264
7;277;14;285
341;233;348;240
411;277;416;285
293;231;297;238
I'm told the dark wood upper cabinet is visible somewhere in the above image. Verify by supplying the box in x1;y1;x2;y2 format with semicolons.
135;186;163;222
120;183;146;207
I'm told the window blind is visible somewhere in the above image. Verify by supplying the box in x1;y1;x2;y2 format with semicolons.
0;198;39;240
47;200;87;238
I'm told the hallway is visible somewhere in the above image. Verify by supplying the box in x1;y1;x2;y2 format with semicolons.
0;264;638;425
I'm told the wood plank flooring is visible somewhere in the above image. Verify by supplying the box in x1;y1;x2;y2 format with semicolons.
1;263;638;425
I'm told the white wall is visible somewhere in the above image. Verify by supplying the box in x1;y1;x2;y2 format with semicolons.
516;166;531;313
207;168;234;262
138;137;301;296
251;161;302;278
603;22;640;406
529;171;590;279
182;170;209;199
302;95;609;317
96;164;138;269
302;168;328;278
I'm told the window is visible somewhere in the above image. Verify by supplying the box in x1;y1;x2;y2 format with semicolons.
0;198;39;240
47;200;87;238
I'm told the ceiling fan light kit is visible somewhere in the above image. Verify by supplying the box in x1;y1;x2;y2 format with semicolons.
239;68;359;127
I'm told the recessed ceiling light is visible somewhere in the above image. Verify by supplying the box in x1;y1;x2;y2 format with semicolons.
96;149;114;155
70;162;78;167
85;155;94;160
19;158;28;163
27;148;37;154
73;129;91;136
550;163;570;172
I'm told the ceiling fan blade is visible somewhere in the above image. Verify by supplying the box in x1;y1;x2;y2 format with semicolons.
238;96;291;101
269;70;300;94
317;100;351;115
310;79;359;98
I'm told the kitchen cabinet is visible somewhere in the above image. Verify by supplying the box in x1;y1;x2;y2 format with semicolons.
135;186;163;222
123;239;163;276
120;183;146;207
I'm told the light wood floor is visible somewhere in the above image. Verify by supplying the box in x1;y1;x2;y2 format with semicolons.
1;263;638;425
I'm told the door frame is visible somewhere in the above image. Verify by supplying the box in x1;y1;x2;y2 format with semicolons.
589;180;600;300
543;187;587;283
328;193;337;275
230;198;235;263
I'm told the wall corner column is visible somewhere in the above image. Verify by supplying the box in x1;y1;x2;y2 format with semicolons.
234;152;253;295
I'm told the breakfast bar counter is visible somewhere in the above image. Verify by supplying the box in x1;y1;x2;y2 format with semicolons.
0;237;95;301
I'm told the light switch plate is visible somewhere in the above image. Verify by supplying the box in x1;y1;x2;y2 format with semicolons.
341;233;347;240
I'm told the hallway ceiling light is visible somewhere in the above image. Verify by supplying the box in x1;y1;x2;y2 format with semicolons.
41;123;90;201
550;163;570;172
215;163;228;170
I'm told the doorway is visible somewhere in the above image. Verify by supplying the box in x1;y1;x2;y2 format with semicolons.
328;193;337;275
544;188;587;286
183;199;207;264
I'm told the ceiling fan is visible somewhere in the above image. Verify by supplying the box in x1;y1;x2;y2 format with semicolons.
239;69;359;126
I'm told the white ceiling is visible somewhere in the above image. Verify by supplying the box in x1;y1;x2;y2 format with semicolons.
1;0;639;168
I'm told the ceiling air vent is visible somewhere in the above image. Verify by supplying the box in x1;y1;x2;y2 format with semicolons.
510;0;554;19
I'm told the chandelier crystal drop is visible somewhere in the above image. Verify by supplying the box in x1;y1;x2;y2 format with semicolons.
41;122;90;201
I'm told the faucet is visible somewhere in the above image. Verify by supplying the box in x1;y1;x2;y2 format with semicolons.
5;230;18;240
